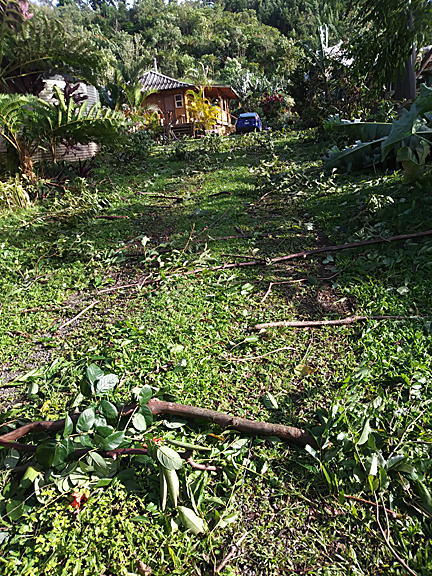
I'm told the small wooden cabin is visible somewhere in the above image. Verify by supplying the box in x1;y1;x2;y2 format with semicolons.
139;70;239;136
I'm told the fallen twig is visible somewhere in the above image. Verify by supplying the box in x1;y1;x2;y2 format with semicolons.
191;229;432;273
374;493;417;576
270;229;432;265
225;346;296;363
186;457;221;472
215;532;248;573
57;300;99;331
343;494;399;518
261;279;308;303
209;191;232;198
137;192;183;201
94;214;129;220
255;315;427;330
96;276;160;294
0;398;318;451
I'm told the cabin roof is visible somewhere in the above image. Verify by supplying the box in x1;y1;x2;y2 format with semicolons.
205;85;240;100
140;70;194;91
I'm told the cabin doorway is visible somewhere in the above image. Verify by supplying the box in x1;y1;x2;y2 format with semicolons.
163;95;176;124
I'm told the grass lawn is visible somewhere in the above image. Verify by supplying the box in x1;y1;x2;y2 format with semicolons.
0;130;431;575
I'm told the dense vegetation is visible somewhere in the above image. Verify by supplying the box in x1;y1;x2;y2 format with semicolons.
1;1;432;575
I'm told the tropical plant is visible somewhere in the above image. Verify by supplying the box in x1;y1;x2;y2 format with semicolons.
0;9;108;94
185;89;220;132
348;0;432;98
185;61;212;90
323;83;432;174
0;91;127;178
0;175;30;209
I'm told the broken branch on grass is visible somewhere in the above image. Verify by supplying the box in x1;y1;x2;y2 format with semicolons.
374;493;417;576
255;315;427;330
94;214;129;220
209;191;232;198
57;300;99;331
192;229;432;273
215;532;248;573
0;398;318;452
225;346;297;363
137;192;183;201
343;494;399;519
261;279;308;303
186;456;221;472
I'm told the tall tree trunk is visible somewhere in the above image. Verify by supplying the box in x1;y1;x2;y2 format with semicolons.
20;149;35;179
394;45;417;100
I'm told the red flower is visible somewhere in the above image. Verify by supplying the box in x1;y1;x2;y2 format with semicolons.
70;490;89;510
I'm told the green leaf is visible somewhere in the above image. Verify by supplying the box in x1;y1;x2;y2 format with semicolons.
79;434;94;448
132;413;147;432
131;515;150;523
382;84;432;160
138;406;153;427
52;443;68;468
63;414;73;438
27;381;39;396
86;364;104;385
263;392;279;410
102;431;125;451
89;451;108;472
177;506;206;534
231;438;249;449
379;466;389;490
96;425;114;438
156;445;183;471
35;440;57;468
76;407;96;433
387;454;406;469
95;374;118;395
98;399;118;421
3;449;20;469
94;478;112;488
358;419;371;445
6;498;31;521
138;385;152;406
417;480;432;509
166;439;211;452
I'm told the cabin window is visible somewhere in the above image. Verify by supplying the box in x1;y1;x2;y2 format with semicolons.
174;94;183;108
222;98;227;111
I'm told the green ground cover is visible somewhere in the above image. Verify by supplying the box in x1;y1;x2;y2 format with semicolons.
0;131;431;575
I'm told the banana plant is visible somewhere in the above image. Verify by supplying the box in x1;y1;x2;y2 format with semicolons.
323;84;432;174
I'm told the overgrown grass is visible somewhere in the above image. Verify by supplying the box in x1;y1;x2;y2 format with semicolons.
0;131;431;575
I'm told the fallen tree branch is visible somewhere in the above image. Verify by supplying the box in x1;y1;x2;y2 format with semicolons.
374;492;417;576
57;300;99;331
138;192;183;201
94;215;129;220
225;346;297;363
343;494;399;518
188;229;432;273
269;230;432;265
0;398;318;451
255;315;427;330
215;532;248;573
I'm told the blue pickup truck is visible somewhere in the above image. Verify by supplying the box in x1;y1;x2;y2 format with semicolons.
235;112;263;134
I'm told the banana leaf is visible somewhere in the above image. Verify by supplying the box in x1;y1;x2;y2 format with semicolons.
381;84;432;160
332;122;392;141
323;138;384;172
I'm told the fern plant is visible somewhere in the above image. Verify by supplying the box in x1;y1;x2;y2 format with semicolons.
0;92;128;177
